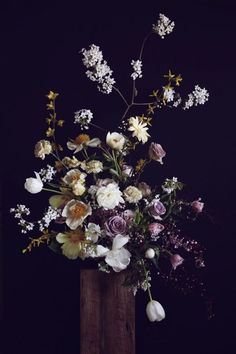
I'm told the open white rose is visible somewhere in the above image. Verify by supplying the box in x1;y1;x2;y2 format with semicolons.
24;172;43;194
92;235;131;272
106;132;125;151
96;182;124;210
146;300;165;322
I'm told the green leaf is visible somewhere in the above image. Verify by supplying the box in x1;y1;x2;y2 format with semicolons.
109;168;120;177
49;195;65;208
48;239;62;255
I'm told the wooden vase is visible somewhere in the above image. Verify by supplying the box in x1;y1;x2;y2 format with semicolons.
80;269;135;354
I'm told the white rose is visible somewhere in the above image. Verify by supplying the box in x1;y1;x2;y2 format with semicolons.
96;183;124;210
123;186;142;203
146;300;165;322
106;132;125;151
24;172;43;194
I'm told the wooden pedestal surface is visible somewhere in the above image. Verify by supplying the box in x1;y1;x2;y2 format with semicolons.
80;269;135;354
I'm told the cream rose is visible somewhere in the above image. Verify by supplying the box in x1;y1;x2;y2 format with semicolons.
123;186;142;203
96;183;124;210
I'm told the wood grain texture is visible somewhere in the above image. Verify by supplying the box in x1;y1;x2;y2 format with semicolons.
80;269;135;354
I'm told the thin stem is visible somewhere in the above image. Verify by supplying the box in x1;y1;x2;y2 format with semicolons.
120;104;132;122
141;260;153;301
51;152;68;169
133;101;155;106
112;86;129;106
89;122;108;132
42;188;64;194
139;31;152;61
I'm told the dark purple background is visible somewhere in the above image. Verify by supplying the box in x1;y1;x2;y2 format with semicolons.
1;0;236;353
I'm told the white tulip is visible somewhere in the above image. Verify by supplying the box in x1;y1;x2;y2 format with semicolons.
106;132;125;151
146;300;165;322
24;172;43;194
145;248;155;259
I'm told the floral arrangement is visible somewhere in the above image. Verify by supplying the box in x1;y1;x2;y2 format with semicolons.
11;14;209;322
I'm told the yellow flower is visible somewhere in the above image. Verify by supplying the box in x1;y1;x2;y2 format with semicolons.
164;70;175;81
135;159;146;172
175;74;183;86
56;229;89;260
57;120;64;127
46;101;54;110
46;127;55;137
46;91;59;100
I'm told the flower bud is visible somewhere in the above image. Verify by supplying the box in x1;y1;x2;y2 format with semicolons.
170;254;184;270
145;248;155;259
148;222;165;236
122;165;133;178
24;172;43;194
148;142;166;164
146;300;165;322
191;199;204;213
138;182;151;197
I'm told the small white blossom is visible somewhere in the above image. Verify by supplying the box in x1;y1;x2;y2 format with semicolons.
38;206;61;232
153;14;175;39
10;205;34;233
39;165;56;182
183;85;209;110
81;44;115;94
173;97;182;107
163;87;175;102
131;59;143;80
74;109;93;130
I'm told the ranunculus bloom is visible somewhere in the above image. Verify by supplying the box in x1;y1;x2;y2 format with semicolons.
62;199;92;230
92;235;131;272
170;254;184;270
56;229;88;260
24;172;43;194
145;248;155;259
34;140;52;160
106;132;125;151
148;142;166;164
105;215;127;236
191;199;204;213
148;222;165;236
96;183;124;210
146;300;165;322
138;182;152;197
147;199;166;220
80;160;103;174
123;186;142;203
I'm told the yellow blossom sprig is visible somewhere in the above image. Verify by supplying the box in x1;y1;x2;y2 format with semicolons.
22;232;54;254
45;91;65;156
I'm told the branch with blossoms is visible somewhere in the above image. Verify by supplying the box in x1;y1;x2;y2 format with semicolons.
11;13;209;323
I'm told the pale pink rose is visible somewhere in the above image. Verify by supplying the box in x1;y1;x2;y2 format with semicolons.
191;199;204;213
170;254;184;270
138;182;152;197
123;210;135;225
148;142;166;164
148;222;165;236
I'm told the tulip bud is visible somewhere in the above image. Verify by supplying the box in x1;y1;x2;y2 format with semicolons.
24;172;43;194
146;300;165;322
145;248;155;259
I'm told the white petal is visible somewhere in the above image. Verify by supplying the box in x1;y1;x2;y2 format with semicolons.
87;138;101;147
94;245;109;257
67;142;77;150
112;234;129;250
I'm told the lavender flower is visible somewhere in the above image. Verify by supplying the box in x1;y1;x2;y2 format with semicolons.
147;199;166;220
105;215;127;237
